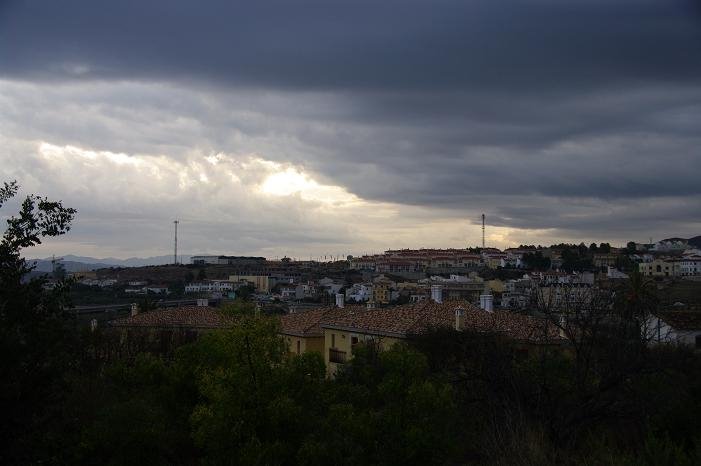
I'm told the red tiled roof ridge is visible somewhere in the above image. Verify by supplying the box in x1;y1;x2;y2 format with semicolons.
110;305;236;329
320;300;561;343
279;305;368;337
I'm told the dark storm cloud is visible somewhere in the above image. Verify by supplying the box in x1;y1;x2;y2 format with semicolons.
1;0;700;90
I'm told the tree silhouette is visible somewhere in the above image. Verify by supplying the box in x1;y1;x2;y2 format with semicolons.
0;180;78;463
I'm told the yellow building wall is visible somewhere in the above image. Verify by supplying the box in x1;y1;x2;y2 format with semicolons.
486;258;502;269
373;284;390;304
282;334;324;356
229;275;270;293
488;279;505;293
323;328;401;377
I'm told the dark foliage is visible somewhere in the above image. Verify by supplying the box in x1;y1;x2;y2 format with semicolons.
0;181;78;463
522;251;551;271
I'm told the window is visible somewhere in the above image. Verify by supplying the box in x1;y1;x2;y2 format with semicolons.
351;336;359;347
329;348;347;364
296;340;301;355
331;333;336;348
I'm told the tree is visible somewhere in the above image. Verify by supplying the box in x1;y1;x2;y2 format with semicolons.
301;342;459;465
53;258;67;280
0;181;78;463
528;271;672;445
522;251;551;271
235;284;256;301
138;294;158;313
180;316;327;464
220;299;257;316
616;254;636;273
561;246;594;272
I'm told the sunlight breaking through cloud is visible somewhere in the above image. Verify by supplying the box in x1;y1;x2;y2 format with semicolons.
259;166;359;205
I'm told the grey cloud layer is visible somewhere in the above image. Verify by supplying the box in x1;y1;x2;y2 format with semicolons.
1;0;700;252
2;0;700;90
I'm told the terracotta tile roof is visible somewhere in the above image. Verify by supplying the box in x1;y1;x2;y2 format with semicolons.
321;300;562;343
320;302;430;337
280;305;367;337
658;311;701;331
109;306;236;329
458;307;562;343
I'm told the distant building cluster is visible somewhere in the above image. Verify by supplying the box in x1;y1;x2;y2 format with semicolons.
83;236;701;367
638;253;701;278
190;255;267;266
172;241;701;312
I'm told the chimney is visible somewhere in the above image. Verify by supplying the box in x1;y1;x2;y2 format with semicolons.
335;293;345;308
479;293;494;312
455;308;465;331
558;314;567;339
431;284;443;303
197;298;209;307
130;303;139;317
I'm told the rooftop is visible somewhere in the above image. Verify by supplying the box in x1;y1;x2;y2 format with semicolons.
321;300;561;342
658;311;701;331
110;305;236;329
279;305;367;337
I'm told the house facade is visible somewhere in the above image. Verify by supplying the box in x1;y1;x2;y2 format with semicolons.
638;258;680;278
678;256;701;277
647;312;701;349
320;299;562;377
278;304;366;356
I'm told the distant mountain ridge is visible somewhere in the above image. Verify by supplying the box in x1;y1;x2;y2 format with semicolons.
27;254;192;272
687;236;701;248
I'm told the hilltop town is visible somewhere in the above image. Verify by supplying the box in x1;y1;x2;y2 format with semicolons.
66;236;701;314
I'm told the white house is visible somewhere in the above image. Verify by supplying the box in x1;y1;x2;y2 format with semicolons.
184;280;236;293
345;283;373;302
146;285;170;294
279;286;297;300
647;312;701;349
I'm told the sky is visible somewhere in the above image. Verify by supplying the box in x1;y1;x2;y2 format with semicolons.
1;0;700;259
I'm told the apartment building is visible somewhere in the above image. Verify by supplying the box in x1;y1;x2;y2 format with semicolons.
593;253;618;269
638;258;680;278
184;280;237;293
679;256;701;277
229;275;271;293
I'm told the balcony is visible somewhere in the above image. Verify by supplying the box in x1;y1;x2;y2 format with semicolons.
329;348;347;364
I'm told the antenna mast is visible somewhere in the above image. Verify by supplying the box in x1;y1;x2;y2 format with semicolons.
173;220;179;265
481;214;485;249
